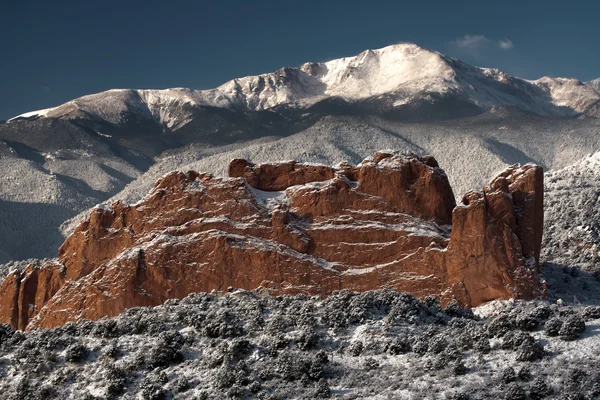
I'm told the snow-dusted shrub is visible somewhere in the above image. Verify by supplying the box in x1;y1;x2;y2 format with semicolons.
92;318;119;338
488;315;514;337
347;340;364;356
12;375;32;400
452;361;468;376
424;295;442;311
146;330;185;368
140;380;167;400
501;366;517;383
174;376;190;393
474;337;491;354
515;339;545;362
265;311;293;334
428;335;448;354
517;366;532;381
301;356;325;381
447;391;470;400
501;330;531;350
437;344;463;366
103;340;119;359
313;379;331;398
544;317;563;337
530;304;553;321
559;314;586;341
0;323;14;347
387;292;423;323
582;305;600;321
35;384;57;399
504;382;527;400
104;363;127;398
227;338;251;360
445;300;475;319
363;357;379;371
64;342;88;363
529;377;552;400
412;337;429;355
204;310;244;338
296;327;319;350
515;312;539;331
387;337;411;355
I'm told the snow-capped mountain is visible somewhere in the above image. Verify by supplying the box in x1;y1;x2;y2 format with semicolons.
586;78;600;93
2;43;600;264
8;43;600;128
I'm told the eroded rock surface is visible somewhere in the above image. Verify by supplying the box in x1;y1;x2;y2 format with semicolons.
0;151;545;330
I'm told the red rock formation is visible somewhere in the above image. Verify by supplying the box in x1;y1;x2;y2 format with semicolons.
0;151;545;330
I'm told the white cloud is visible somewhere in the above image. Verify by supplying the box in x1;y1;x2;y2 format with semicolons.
498;38;514;50
452;35;514;52
453;35;491;50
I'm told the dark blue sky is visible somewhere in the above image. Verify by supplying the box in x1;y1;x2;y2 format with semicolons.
1;0;598;120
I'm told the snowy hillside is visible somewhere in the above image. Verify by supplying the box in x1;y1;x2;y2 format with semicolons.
60;112;600;235
0;290;599;399
8;44;600;127
543;152;600;274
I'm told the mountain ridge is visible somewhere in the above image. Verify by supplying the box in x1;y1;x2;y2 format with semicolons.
8;43;600;125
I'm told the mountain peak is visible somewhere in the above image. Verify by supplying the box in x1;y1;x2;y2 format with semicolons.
7;43;600;123
586;78;600;93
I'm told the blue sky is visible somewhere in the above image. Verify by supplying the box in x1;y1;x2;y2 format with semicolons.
1;0;598;120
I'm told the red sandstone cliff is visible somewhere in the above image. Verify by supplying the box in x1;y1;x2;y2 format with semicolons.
0;151;545;330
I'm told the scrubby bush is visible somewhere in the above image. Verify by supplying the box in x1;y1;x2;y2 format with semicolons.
313;379;331;398
297;328;319;350
146;330;185;368
204;310;244;338
65;342;88;363
452;361;468;376
517;366;532;381
0;291;597;399
488;315;514;337
544;317;563;337
504;382;527;400
501;367;517;383
529;377;552;399
363;357;379;371
348;341;364;357
103;340;119;359
412;337;429;355
559;315;586;341
140;382;166;400
387;337;411;354
516;338;545;362
502;330;534;350
516;312;539;331
582;306;600;321
104;363;127;398
428;335;448;354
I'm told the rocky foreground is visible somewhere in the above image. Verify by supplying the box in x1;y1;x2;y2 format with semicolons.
0;151;545;330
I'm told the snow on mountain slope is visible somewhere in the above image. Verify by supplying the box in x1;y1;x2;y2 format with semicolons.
60;112;600;238
586;78;600;93
8;44;600;127
533;77;600;115
543;151;600;274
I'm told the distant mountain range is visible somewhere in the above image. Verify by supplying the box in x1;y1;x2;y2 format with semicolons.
1;43;600;263
9;43;600;127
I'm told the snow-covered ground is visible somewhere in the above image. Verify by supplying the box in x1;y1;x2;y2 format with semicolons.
0;290;598;399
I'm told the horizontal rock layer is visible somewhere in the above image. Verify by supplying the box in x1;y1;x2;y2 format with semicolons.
0;151;545;330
